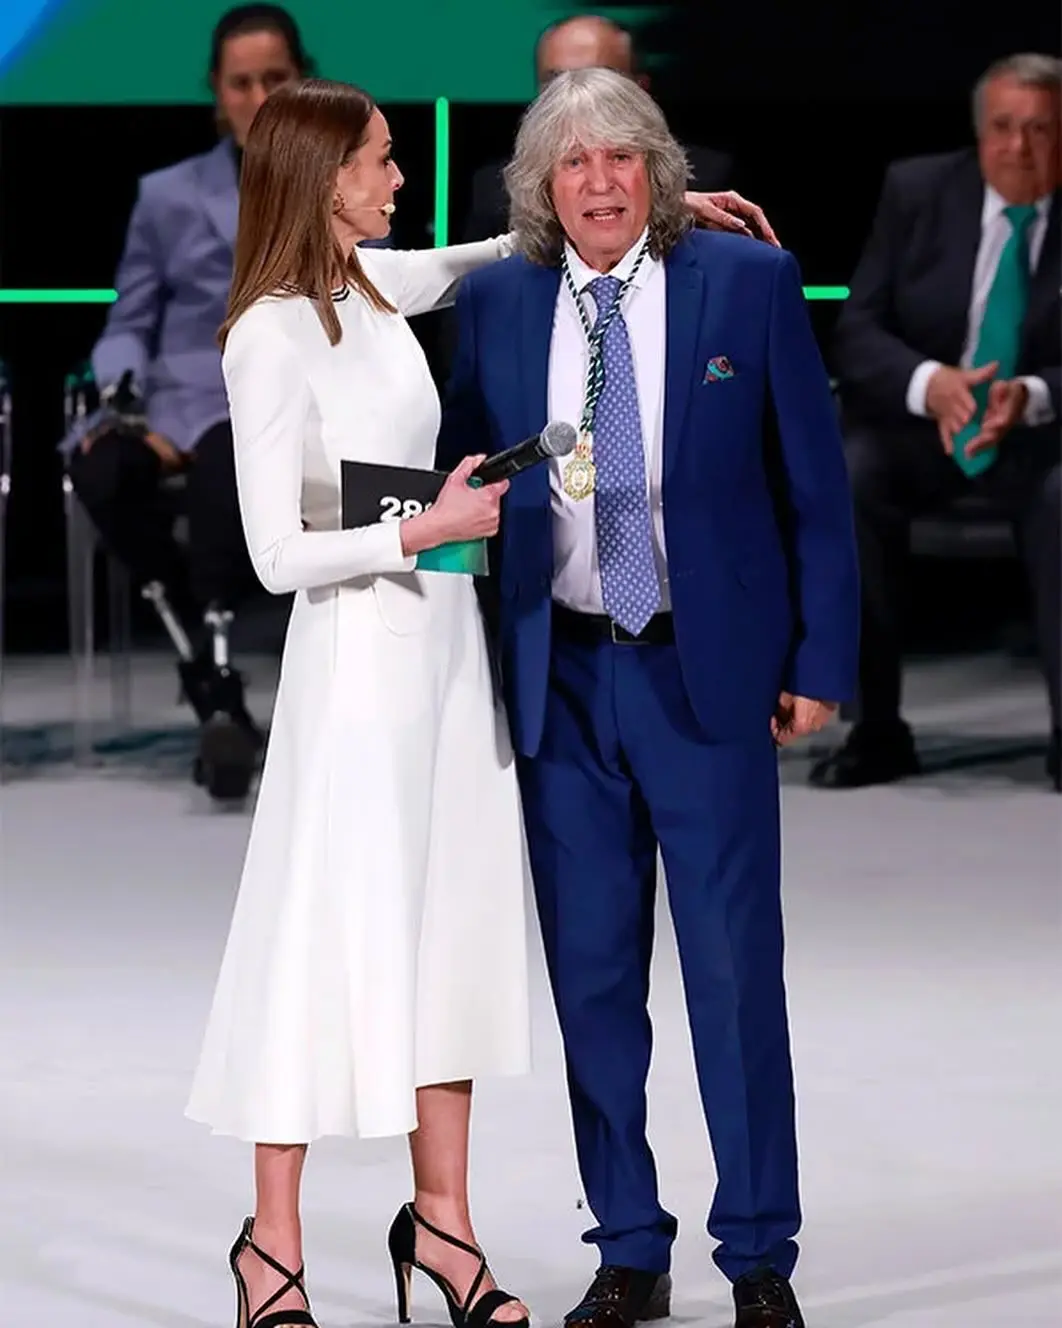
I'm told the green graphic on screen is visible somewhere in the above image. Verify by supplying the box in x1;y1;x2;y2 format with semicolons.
0;1;664;104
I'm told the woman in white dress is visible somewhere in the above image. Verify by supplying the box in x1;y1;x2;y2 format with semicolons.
186;78;529;1328
184;74;776;1328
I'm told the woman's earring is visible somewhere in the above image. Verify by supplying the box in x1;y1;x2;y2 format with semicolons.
332;193;345;215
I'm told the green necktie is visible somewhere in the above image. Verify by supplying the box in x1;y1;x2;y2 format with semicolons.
953;203;1037;477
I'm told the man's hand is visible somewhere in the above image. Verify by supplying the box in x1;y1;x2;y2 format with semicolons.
964;378;1028;456
684;190;780;246
144;430;184;469
80;424;183;471
924;362;998;453
771;692;837;746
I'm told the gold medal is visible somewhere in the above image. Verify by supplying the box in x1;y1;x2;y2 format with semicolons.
560;243;648;505
562;430;596;500
563;457;596;500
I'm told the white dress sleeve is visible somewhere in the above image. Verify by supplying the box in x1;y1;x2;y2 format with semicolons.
223;304;416;594
362;234;514;318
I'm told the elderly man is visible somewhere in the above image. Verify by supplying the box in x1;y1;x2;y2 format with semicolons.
813;52;1061;791
440;69;858;1328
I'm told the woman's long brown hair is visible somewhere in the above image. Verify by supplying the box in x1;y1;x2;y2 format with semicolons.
219;78;394;349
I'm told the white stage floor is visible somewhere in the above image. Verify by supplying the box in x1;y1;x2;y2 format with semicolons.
2;651;1060;1327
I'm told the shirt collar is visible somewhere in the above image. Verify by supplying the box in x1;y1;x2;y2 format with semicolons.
981;184;1051;227
563;227;655;294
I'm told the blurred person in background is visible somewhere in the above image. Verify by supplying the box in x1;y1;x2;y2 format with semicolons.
461;14;735;243
814;53;1061;792
63;4;318;802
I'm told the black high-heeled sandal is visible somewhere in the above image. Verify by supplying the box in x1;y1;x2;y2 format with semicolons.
229;1217;318;1328
387;1202;530;1328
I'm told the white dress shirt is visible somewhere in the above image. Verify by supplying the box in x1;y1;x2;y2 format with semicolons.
906;187;1054;426
547;228;670;613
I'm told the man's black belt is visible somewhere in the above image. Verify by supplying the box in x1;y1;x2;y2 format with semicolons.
552;602;675;646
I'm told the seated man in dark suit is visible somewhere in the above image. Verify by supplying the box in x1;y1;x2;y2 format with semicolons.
813;52;1061;792
461;13;732;243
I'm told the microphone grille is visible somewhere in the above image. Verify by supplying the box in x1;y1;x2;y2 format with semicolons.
541;421;578;458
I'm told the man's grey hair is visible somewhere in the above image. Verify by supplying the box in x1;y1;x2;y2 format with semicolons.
503;67;691;267
973;52;1061;131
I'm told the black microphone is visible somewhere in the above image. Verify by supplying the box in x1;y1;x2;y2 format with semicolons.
471;421;577;485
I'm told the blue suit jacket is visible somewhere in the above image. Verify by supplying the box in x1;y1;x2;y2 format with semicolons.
90;138;388;453
439;230;860;758
91;139;241;453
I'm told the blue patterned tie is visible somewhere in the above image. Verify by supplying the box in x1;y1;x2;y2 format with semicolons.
587;276;660;636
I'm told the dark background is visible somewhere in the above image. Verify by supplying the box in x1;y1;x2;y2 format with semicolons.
0;3;1058;651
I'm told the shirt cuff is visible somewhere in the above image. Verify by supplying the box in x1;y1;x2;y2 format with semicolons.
1017;376;1055;427
905;360;941;417
384;516;418;573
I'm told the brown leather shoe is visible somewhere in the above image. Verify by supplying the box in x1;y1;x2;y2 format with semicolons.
564;1266;671;1328
732;1269;804;1327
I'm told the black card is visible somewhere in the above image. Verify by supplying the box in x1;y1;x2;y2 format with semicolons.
340;460;488;575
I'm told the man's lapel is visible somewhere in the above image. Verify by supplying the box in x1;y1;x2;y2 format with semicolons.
663;236;707;483
1025;189;1061;350
519;261;561;435
937;155;985;355
198;139;240;252
516;261;561;506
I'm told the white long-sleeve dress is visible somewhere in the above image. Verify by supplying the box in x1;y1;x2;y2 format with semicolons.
185;240;531;1144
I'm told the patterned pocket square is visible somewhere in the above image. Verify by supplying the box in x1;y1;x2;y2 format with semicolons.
703;355;735;383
